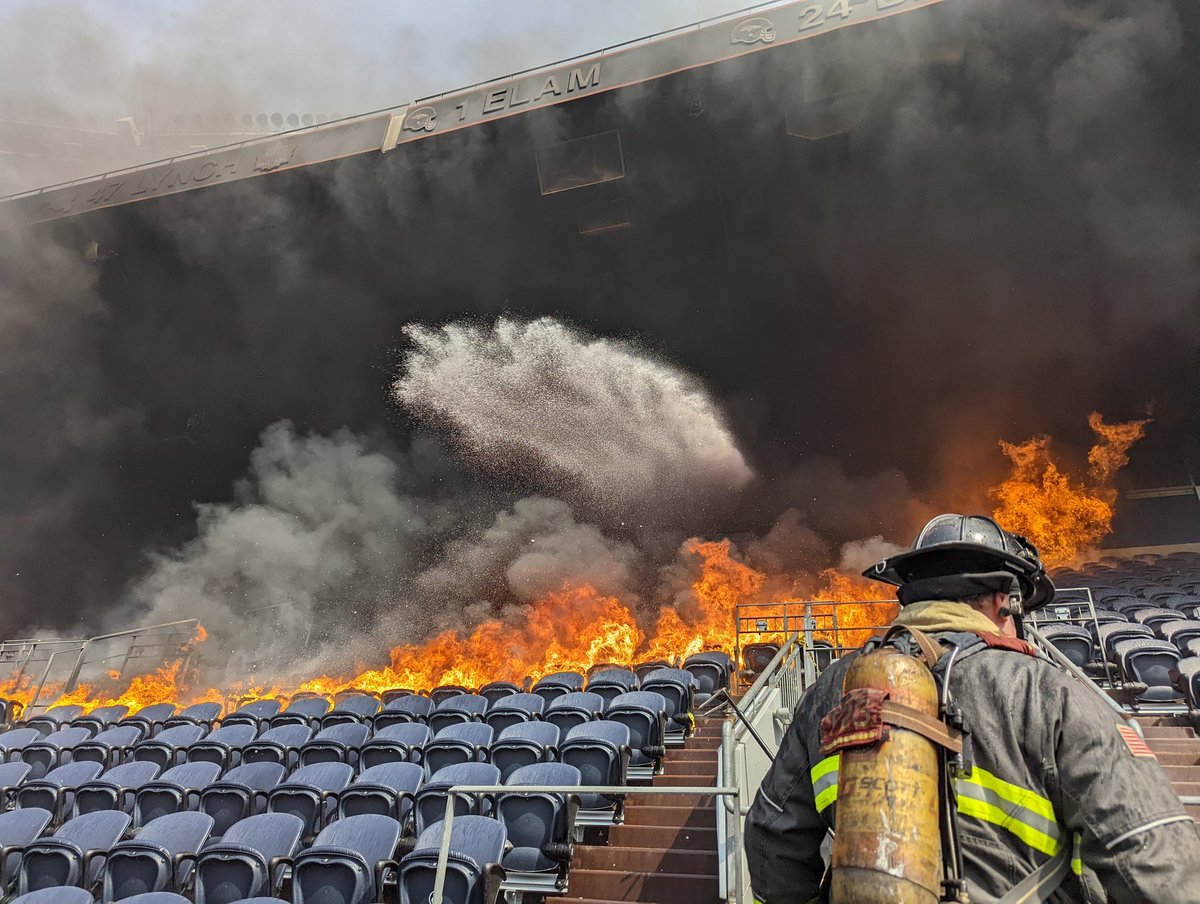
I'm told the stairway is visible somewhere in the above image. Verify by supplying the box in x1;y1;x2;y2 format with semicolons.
1132;716;1200;821
567;718;724;904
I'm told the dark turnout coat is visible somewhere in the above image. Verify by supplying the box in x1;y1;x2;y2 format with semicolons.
744;605;1200;904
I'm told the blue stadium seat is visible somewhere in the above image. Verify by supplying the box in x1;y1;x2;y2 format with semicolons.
220;700;282;732
163;702;222;731
532;672;585;705
240;724;312;770
298;723;369;769
187;723;260;770
71;705;130;737
490;722;559;783
423;723;494;776
22;705;84;737
134;762;222;827
414;763;501;835
374;695;434;730
359;723;432;769
0;728;41;763
15;761;104;822
320;695;381;729
430;686;471;706
741;643;779;675
399;815;506;904
122;703;179;739
605;692;668;776
73;761;161;816
429;695;489;734
1131;607;1184;633
0;807;53;885
132;723;209;771
15;809;130;895
641;669;696;744
1177;657;1200;711
1160;620;1200;653
1035;623;1093;668
200;762;286;837
193;812;305;904
73;724;145;768
21;726;91;779
381;689;417;705
9;887;94;904
267;761;354;840
0;760;31;805
633;661;671;682
560;721;630;824
545;692;605;734
497;762;581;893
478;682;521;705
339;762;424;824
267;696;330;730
684;652;733;703
292;813;403;904
1112;638;1185;703
102;810;214;900
483;693;545;733
584;669;638;708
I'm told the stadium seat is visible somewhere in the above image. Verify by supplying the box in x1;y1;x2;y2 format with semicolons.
1035;623;1093;668
15;761;104;822
109;894;192;904
187;723;260;770
1112;638;1185;703
163;702;222;731
220;700;282;731
74;724;145;768
606;692;668;777
496;762;580;893
298;723;370;769
1098;623;1155;660
430;686;471;705
73;761;161;816
633;661;671;682
0;728;41;763
584;669;638;708
532;672;585;704
200;762;286;837
423;723;495;777
741;643;780;675
545;692;604;734
429;695;489;734
102;810;215;900
1177;658;1200;711
122;703;178;739
490;722;560;783
414;763;501;835
22;705;84;737
339;762;424;824
684;652;733;703
71;705;130;737
14;809;130;895
21;726;91;779
359;723;432;770
291;813;403;904
267;761;354;840
398;815;506;904
1131;607;1184;633
381;688;417;705
641;669;696;744
374;695;434;730
193;812;305;904
132;723;209;770
1158;620;1200;651
9;887;94;904
483;693;545;733
0;760;31;805
240;724;312;770
320;695;381;729
559;721;630;824
266;697;330;730
134;762;222;827
0;807;53;886
478;682;521;705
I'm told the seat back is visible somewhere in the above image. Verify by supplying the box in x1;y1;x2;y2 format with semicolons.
121;703;178;738
483;693;544;733
477;682;521;705
545;691;605;733
165;702;222;729
320;695;381;729
267;697;330;729
16;760;104;817
430;686;470;705
241;724;312;769
1036;624;1093;667
0;807;53;882
423;723;495;776
742;643;779;674
415;763;501;834
491;722;560;782
133;724;207;770
428;695;488;734
102;810;215;900
531;672;585;704
73;725;144;768
73;761;161;816
187;724;259;769
399;815;506;904
561;721;629;809
267;762;354;838
299;723;369;768
359;723;432;770
339;762;425;822
71;705;130;736
194;812;304;904
497;762;580;851
607;692;667;766
22;727;91;779
1115;639;1184;702
201;762;285;837
0;727;41;759
133;762;221;827
18;809;130;893
373;694;434;730
221;700;282;729
0;760;32;802
292;813;402;904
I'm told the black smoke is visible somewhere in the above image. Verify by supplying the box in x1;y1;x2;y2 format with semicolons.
1;0;1197;641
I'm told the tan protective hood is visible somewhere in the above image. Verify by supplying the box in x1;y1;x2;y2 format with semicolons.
891;600;1002;637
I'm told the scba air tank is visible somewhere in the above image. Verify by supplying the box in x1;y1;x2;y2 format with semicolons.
830;647;943;904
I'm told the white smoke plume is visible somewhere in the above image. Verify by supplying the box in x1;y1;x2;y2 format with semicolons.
837;535;906;575
394;317;754;517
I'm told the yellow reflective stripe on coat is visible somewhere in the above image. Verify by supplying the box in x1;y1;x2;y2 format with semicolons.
1071;831;1082;876
807;755;1063;858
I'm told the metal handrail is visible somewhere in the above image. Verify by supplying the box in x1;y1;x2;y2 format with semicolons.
428;783;742;904
62;618;200;694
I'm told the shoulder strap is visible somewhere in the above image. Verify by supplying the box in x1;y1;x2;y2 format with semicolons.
881;624;945;670
996;846;1069;904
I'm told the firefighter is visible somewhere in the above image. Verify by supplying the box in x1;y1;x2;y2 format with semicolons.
745;513;1200;903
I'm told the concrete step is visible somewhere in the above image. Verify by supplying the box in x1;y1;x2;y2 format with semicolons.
1161;765;1200;782
1155;752;1200;766
624;805;716;829
1169;782;1200;798
575;845;718;874
1187;805;1200;822
653;773;716;788
1140;725;1198;739
685;737;722;751
1143;739;1200;753
565;868;718;901
668;750;719;761
632;794;715;808
607;824;718;851
661;760;717;776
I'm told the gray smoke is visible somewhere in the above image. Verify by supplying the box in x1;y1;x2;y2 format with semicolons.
395;317;754;517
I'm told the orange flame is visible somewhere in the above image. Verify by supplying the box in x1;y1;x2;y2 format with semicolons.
990;412;1149;568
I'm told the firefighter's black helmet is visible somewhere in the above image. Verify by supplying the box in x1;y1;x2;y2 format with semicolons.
863;514;1055;611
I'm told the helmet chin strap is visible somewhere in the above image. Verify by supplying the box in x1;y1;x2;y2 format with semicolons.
999;584;1026;639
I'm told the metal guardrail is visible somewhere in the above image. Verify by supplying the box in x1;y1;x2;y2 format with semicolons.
427;784;742;904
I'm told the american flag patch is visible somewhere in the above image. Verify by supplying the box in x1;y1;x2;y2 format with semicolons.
1117;725;1156;759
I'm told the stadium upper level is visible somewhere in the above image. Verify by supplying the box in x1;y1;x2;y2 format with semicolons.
0;0;950;225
